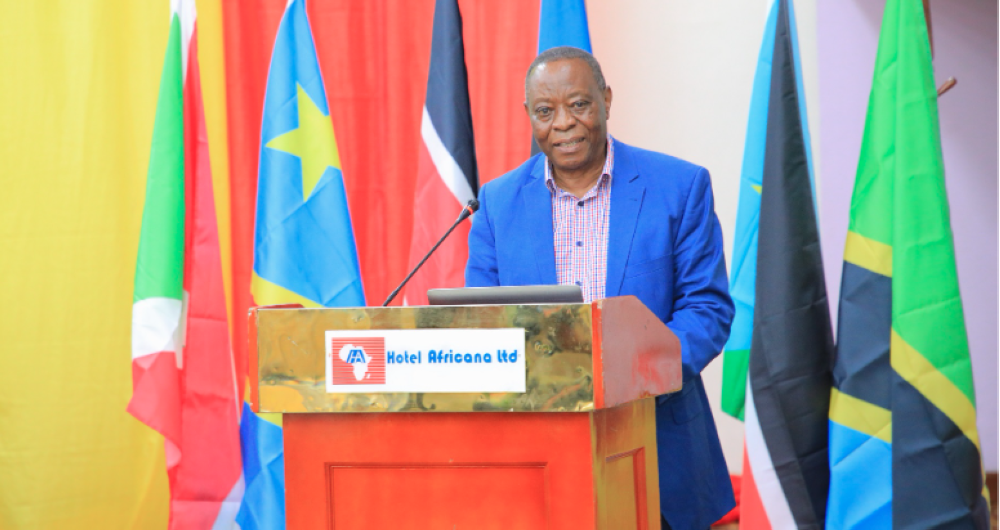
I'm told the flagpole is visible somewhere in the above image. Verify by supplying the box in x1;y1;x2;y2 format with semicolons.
922;0;958;97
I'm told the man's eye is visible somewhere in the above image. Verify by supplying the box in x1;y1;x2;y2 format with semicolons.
536;107;551;116
572;101;589;109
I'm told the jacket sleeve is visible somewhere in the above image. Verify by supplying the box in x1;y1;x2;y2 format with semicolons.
667;167;735;381
465;183;500;287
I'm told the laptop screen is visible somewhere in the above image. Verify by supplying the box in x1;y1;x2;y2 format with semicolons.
426;285;584;306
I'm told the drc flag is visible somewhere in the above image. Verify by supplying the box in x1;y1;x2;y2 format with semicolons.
252;0;365;309
241;0;365;528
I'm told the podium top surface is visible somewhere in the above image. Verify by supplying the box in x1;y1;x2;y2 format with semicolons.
249;296;680;414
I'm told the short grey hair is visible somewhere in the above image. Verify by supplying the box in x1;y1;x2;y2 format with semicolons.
524;46;607;101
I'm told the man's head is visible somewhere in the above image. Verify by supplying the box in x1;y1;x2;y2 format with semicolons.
524;47;612;175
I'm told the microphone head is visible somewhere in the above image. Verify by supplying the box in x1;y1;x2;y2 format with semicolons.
467;199;480;212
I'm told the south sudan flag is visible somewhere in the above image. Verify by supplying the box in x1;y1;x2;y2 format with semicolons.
826;0;990;528
722;1;835;527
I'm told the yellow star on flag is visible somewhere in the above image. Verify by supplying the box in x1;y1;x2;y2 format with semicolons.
265;84;341;201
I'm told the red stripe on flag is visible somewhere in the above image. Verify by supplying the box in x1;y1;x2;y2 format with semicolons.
740;442;773;530
175;28;243;529
128;350;182;466
404;140;471;305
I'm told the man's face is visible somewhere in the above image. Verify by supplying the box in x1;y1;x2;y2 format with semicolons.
525;58;612;173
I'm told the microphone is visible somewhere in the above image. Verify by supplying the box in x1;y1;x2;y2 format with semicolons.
382;199;480;306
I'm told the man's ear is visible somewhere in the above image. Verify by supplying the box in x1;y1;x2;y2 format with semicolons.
523;100;530;118
603;86;613;121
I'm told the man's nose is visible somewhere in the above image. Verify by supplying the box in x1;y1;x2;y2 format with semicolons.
552;105;574;130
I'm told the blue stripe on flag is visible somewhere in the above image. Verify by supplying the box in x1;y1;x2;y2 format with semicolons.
236;403;285;530
828;420;892;530
723;1;778;354
538;0;591;53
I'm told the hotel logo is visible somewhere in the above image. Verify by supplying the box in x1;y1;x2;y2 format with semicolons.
329;337;386;385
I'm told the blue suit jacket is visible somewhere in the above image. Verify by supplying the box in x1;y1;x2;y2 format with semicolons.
466;140;735;530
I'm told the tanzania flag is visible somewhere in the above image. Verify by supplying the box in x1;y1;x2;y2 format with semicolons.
722;1;833;528
240;0;366;527
827;0;990;528
128;0;244;527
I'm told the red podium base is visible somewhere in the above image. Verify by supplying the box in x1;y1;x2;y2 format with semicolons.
285;398;659;530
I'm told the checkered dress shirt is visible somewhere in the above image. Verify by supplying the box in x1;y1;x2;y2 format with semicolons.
544;136;615;303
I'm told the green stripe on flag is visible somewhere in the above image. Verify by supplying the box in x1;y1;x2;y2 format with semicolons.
882;0;974;406
133;14;184;303
721;348;748;420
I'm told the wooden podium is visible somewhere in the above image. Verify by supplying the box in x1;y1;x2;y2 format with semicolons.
249;296;681;530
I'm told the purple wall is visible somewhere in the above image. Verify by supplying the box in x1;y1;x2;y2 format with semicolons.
817;0;998;470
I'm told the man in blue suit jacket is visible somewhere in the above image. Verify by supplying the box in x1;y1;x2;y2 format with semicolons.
465;47;735;530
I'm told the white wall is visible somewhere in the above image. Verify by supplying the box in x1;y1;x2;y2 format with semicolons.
587;0;822;474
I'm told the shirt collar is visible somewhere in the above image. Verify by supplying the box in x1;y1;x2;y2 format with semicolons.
544;135;615;194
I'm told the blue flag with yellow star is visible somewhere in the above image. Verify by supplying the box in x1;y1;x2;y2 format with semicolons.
240;1;365;527
252;0;365;309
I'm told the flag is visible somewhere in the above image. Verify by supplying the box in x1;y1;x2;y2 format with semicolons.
404;0;478;305
537;0;591;54
719;1;832;528
128;0;244;528
826;0;990;527
720;0;816;422
241;0;367;526
235;401;285;530
251;0;365;310
530;0;592;156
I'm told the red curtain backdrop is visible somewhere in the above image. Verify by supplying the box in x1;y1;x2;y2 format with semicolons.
221;0;539;390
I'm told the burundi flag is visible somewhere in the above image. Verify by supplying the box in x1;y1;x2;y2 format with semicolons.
239;0;366;527
128;0;244;528
827;0;990;528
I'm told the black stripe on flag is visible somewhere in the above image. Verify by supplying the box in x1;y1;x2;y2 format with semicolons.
892;375;991;528
834;261;892;409
749;0;834;527
425;0;478;195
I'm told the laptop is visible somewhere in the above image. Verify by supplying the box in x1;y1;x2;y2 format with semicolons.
427;285;584;306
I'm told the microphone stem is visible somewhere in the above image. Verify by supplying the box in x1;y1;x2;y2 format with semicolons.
382;212;468;307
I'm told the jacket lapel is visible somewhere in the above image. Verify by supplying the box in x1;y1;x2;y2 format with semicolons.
605;144;645;297
522;158;557;285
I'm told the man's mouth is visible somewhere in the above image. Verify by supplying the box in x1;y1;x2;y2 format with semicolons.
553;137;585;148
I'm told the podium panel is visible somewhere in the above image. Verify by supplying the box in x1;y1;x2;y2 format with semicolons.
327;464;546;529
284;399;658;530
